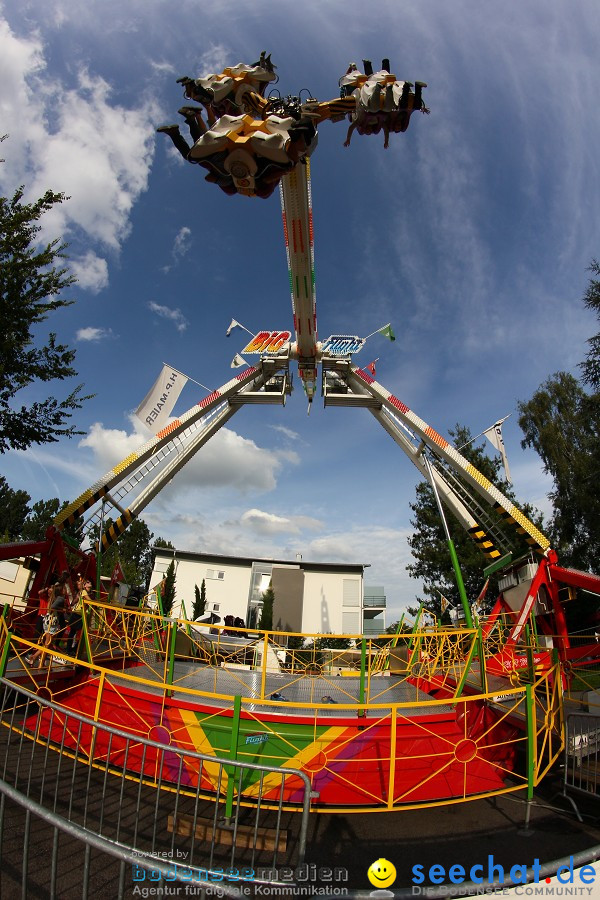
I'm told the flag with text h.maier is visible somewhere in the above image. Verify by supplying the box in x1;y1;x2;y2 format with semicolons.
135;364;188;433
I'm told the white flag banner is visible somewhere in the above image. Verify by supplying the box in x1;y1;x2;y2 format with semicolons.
226;319;240;337
231;354;247;368
483;419;512;483
135;364;188;433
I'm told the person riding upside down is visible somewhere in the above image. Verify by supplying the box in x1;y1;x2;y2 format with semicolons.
157;55;319;198
156;54;428;196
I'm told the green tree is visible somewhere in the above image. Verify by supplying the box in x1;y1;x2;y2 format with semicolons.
518;372;599;569
95;517;155;588
314;635;351;650
580;259;600;389
193;580;206;620
161;560;176;617
258;581;274;631
154;537;175;551
0;475;30;539
406;425;543;619
517;261;600;571
21;497;64;541
0;153;89;452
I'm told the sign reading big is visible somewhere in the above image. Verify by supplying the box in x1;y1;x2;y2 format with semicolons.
242;331;292;354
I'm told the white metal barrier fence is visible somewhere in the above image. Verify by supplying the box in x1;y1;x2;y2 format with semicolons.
0;677;311;899
561;713;600;822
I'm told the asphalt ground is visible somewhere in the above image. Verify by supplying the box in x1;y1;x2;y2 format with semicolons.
2;759;600;899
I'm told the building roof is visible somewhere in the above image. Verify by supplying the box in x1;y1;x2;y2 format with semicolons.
152;547;368;575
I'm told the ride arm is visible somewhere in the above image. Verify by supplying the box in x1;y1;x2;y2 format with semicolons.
301;97;356;123
548;564;600;596
280;162;318;399
96;401;239;553
347;366;550;554
54;366;263;531
343;376;511;561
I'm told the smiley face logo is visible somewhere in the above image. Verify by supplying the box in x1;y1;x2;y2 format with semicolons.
367;858;397;889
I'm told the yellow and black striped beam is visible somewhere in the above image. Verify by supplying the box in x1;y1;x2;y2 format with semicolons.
95;510;135;554
467;524;503;561
56;486;111;529
493;502;544;550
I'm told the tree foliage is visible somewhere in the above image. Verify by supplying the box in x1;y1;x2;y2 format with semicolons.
0;477;71;543
0;155;90;452
518;261;600;570
259;581;274;631
406;425;543;619
21;497;64;541
0;475;30;540
580;259;600;390
95;517;156;589
518;372;599;568
193;580;206;620
161;560;176;617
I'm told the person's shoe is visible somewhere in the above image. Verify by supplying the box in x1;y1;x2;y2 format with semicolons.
24;655;34;665
178;106;202;119
156;124;179;134
381;58;390;72
363;59;373;76
176;75;194;85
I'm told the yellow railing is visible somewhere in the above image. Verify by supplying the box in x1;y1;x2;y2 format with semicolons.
1;596;568;702
0;602;566;814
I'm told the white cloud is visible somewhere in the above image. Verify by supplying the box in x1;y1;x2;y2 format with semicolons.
198;44;231;76
76;326;113;342
70;251;109;293
0;19;159;252
150;60;176;75
239;508;322;535
269;424;301;442
148;301;189;332
173;226;191;259
79;421;147;473
78;418;295;495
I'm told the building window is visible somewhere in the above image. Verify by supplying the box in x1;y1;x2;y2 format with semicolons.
342;579;360;607
213;604;220;612
342;610;361;633
206;569;225;581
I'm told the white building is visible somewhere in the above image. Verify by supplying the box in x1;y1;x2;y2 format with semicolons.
0;557;35;610
150;549;385;636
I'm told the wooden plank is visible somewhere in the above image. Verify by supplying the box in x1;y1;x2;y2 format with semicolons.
167;814;287;852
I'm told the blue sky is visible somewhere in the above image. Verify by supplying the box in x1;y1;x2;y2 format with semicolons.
1;0;599;622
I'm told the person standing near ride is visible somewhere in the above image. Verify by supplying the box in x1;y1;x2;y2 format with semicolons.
33;587;50;640
67;576;91;655
49;581;68;648
28;586;60;667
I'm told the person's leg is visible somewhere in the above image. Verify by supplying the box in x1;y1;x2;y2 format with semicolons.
178;107;208;142
36;634;50;667
414;81;427;108
69;615;82;652
157;125;192;160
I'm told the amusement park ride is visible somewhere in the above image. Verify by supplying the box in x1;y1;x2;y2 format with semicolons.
2;54;600;813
